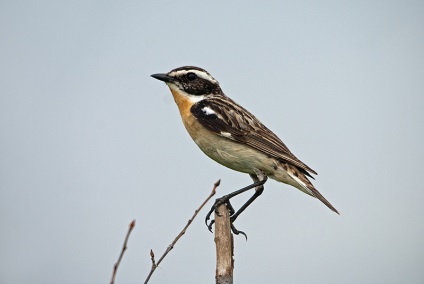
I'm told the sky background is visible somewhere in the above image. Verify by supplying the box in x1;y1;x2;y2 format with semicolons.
1;1;423;283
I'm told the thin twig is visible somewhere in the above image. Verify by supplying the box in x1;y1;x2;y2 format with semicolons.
144;180;220;284
110;219;136;284
149;249;156;272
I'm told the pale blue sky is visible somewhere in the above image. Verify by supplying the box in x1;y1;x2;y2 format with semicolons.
1;1;423;283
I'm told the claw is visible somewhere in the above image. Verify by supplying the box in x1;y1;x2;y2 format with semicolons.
205;196;228;231
205;209;213;226
207;220;215;233
231;223;248;241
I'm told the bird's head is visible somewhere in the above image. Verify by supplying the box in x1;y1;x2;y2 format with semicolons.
151;66;222;100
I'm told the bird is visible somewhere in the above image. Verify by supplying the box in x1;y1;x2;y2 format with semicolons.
151;66;338;235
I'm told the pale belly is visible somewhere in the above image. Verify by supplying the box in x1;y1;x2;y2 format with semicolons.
183;117;274;174
181;116;301;191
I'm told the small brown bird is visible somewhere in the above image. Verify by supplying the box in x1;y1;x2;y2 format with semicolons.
151;66;338;234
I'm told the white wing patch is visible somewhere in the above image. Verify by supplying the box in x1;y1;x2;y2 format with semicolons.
202;106;216;115
220;131;232;138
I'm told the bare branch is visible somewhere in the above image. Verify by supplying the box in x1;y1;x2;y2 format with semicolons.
144;180;220;284
110;219;136;284
215;203;233;284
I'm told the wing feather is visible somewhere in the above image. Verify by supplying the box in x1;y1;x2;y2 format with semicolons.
190;96;317;175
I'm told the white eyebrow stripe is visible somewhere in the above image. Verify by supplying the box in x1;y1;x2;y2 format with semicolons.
168;69;218;84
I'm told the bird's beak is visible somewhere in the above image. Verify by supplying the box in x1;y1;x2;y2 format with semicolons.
151;73;174;83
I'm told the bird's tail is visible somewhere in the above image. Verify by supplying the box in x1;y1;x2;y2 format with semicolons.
284;164;339;214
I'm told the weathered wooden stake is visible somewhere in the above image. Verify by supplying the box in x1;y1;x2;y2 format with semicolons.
214;204;234;284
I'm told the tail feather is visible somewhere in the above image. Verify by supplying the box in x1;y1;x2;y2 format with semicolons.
285;164;339;214
304;183;339;214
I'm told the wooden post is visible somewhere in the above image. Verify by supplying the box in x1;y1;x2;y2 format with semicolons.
214;203;234;284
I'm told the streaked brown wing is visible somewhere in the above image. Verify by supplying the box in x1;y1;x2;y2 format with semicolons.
190;96;317;175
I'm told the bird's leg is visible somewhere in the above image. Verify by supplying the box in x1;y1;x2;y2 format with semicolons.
204;178;265;228
205;172;267;237
230;185;264;223
228;174;266;239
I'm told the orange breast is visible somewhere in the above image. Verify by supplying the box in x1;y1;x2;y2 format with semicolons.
169;87;202;139
169;88;194;119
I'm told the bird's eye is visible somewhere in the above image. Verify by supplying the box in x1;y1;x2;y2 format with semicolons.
186;72;197;81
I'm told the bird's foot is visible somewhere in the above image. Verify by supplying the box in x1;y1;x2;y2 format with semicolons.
205;196;247;240
205;195;234;229
230;222;247;240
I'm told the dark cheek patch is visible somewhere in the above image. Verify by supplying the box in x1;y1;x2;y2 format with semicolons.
183;79;217;96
